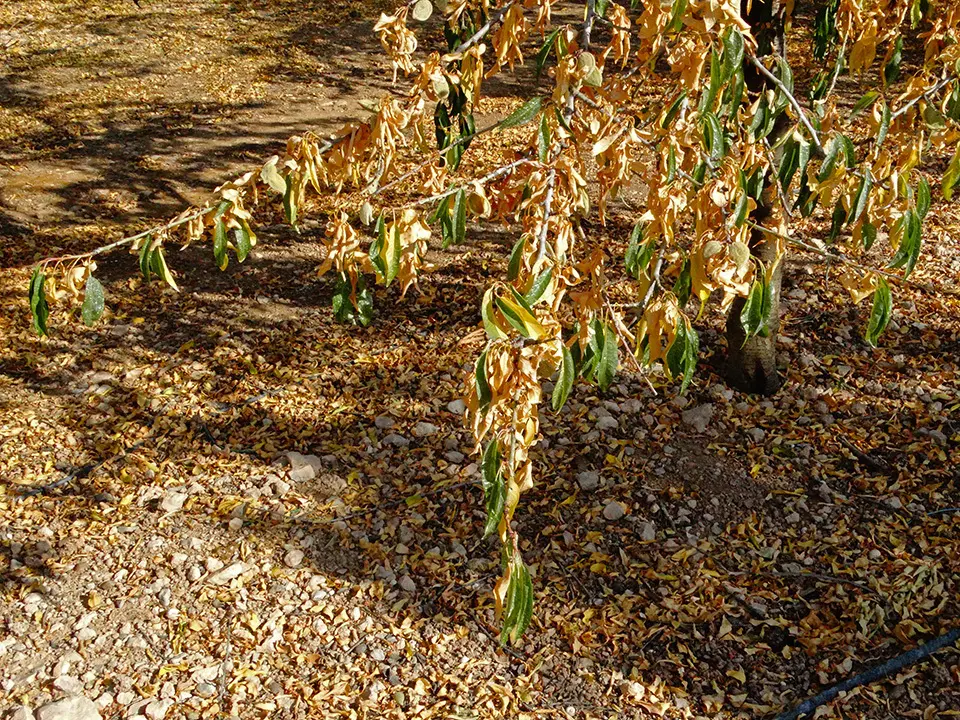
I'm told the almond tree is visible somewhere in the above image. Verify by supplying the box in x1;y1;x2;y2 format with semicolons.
28;0;960;640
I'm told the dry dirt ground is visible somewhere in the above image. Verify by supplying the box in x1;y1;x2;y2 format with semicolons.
1;2;959;720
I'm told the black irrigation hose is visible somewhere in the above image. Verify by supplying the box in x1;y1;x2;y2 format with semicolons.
775;628;960;720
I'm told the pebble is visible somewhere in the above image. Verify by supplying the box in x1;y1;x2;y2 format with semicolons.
603;501;625;521
144;699;172;720
444;450;465;464
577;471;600;491
868;549;882;561
36;698;101;720
374;415;395;430
186;566;202;582
785;512;801;524
284;550;304;568
8;706;33;720
681;403;715;432
228;518;244;532
447;399;466;414
398;575;416;593
159;492;187;514
636;521;656;542
885;497;904;510
412;421;438;437
194;683;216;698
207;562;249;585
746;427;766;443
285;451;322;483
382;434;409;448
596;416;619;431
53;675;83;695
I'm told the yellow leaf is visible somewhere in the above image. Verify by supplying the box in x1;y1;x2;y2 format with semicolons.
719;616;733;638
726;668;746;683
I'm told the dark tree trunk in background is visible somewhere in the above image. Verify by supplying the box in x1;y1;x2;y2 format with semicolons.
726;0;787;395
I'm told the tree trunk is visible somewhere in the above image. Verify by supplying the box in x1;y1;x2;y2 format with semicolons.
725;0;786;395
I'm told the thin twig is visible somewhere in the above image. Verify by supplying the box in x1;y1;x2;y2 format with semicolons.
747;54;824;154
403;159;533;209
453;4;513;55
891;76;953;120
535;168;556;268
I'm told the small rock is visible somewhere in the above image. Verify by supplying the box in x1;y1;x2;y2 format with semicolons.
370;648;386;663
205;557;224;572
603;501;625;521
746;427;766;443
398;575;416;593
186;566;202;582
284;550;304;569
412;422;438;438
868;549;882;561
194;683;216;699
637;521;656;542
620;399;642;414
596;416;619;431
227;518;244;532
207;562;249;586
144;699;172;720
682;403;715;433
374;415;395;430
36;698;101;720
884;496;904;511
447;399;466;415
577;471;600;492
159;492;187;514
382;434;409;448
444;450;465;464
285;452;322;483
8;706;34;720
785;512;801;524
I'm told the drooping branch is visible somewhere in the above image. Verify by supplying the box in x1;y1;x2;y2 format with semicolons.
747;53;825;154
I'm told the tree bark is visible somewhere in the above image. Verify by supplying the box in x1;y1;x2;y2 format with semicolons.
725;0;786;395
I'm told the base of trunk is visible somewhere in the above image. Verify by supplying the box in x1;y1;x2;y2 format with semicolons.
725;304;782;395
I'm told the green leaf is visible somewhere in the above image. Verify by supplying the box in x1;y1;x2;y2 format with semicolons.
370;215;387;279
151;246;179;292
814;0;839;60
499;97;543;129
234;219;254;263
847;169;871;225
817;137;841;182
282;175;298;227
28;267;49;336
661;92;687;129
524;267;552;305
673;260;692;306
507;237;526;281
139;236;154;281
701;112;724;162
481;292;506;340
452;189;467;246
839;135;857;167
884;36;903;86
864;277;892;347
852;91;879;117
597;322;618;392
740;279;766;342
213;216;229;271
481;439;505;538
916;175;932;219
332;273;373;326
862;220;877;250
81;275;105;327
535;28;562;78
828;200;846;243
501;556;533;645
537;114;550;164
552;343;575;412
666;319;687;379
667;0;687;33
889;209;922;278
876;101;892;146
495;296;531;337
624;221;644;276
942;145;960;200
722;28;744;84
475;349;492;412
680;322;699;394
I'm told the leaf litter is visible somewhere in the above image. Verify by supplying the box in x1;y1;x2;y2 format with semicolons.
1;1;959;719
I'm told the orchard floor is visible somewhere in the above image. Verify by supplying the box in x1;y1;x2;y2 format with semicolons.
1;2;959;719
